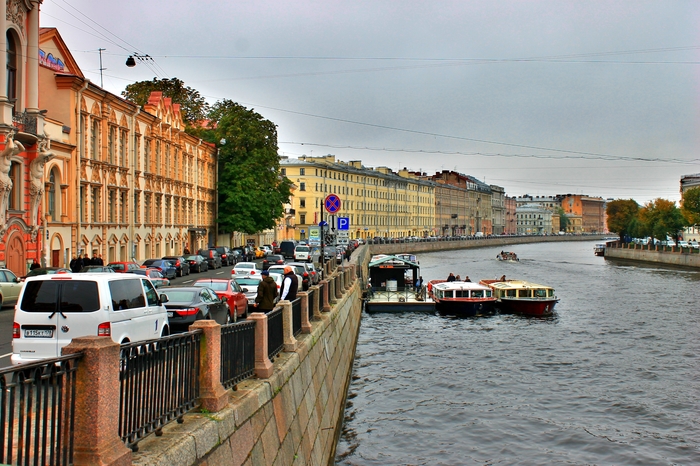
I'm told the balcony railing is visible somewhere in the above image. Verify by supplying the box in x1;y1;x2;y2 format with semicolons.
12;111;39;136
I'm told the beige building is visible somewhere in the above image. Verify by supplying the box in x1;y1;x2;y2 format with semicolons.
39;28;217;265
280;156;435;240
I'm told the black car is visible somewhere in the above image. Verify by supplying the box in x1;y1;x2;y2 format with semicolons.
262;254;285;270
141;259;178;279
185;255;209;273
197;249;222;269
160;286;230;330
210;246;234;266
162;256;190;277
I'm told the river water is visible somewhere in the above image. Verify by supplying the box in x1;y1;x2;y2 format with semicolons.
335;241;700;465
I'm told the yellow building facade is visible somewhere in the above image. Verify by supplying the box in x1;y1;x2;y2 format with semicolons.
280;156;435;240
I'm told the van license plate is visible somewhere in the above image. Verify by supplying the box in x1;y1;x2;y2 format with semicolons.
25;329;53;338
167;312;173;317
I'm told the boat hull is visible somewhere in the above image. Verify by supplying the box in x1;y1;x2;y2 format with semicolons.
434;299;495;317
497;298;558;316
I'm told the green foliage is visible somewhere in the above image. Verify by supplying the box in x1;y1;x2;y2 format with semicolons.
681;187;700;226
605;199;639;238
556;207;570;231
638;198;687;241
210;100;292;234
121;77;210;127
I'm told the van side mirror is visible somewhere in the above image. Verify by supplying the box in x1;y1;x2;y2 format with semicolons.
159;293;169;304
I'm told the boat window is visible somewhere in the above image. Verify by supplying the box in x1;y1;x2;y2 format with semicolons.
486;290;492;297
534;289;547;298
471;290;484;298
506;289;517;297
518;290;532;298
455;290;467;298
547;289;554;297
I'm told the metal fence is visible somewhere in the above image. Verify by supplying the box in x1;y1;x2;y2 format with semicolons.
0;355;80;466
307;288;316;321
267;307;284;360
119;331;202;452
291;298;302;336
220;320;256;389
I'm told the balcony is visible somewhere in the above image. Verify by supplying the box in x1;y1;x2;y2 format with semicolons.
12;111;40;145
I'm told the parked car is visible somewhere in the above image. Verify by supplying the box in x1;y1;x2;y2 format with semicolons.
79;266;116;273
0;269;22;308
690;240;699;250
141;259;178;279
193;278;248;321
185;255;209;273
160;286;229;330
233;274;283;305
127;268;170;288
197;249;222;269
293;245;311;262
162;256;190;277
21;267;71;281
287;261;320;285
267;265;307;291
232;261;262;276
257;246;270;258
279;240;296;259
262;254;285;270
209;246;234;266
107;262;141;273
12;273;169;364
677;241;690;249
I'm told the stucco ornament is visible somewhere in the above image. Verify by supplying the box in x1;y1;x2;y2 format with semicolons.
29;133;57;234
0;129;25;233
6;0;27;36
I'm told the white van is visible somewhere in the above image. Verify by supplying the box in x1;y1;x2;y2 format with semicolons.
12;273;169;365
294;245;311;262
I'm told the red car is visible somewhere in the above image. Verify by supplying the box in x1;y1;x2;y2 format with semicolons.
193;278;248;321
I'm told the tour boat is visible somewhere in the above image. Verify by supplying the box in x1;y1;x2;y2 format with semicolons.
496;251;519;262
479;279;559;316
364;254;433;313
427;279;496;316
593;243;606;256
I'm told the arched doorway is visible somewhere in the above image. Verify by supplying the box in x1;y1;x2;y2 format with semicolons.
6;232;25;275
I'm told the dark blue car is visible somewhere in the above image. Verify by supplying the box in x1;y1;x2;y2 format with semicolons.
141;259;177;280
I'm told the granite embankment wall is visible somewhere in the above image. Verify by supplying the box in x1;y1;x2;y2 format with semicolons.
604;242;700;268
369;234;607;255
133;251;369;466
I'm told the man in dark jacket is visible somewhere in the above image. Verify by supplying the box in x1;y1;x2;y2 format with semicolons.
254;270;278;313
280;265;299;301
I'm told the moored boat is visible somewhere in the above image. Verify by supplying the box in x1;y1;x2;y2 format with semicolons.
364;254;434;313
427;280;496;316
479;279;559;316
593;243;605;256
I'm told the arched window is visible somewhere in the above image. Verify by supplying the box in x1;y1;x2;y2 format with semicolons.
8;161;20;210
6;32;17;113
48;169;57;218
91;119;99;159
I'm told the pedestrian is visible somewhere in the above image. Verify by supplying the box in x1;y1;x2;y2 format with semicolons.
30;259;40;270
92;252;99;265
96;254;104;266
415;276;423;290
280;265;299;301
83;253;91;267
183;246;191;255
254;270;278;313
69;255;79;273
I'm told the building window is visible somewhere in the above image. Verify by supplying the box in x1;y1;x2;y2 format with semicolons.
48;169;57;218
6;31;17;113
91;120;99;159
300;214;306;224
281;168;286;176
300;199;306;208
80;186;86;222
108;189;116;223
144;138;151;172
299;168;305;175
121;191;128;223
299;182;306;191
8;161;21;210
92;187;101;222
120;131;127;166
108;126;115;164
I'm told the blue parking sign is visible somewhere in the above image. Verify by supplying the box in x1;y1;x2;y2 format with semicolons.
338;217;350;230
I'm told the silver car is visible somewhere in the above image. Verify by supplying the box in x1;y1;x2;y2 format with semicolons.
0;269;22;308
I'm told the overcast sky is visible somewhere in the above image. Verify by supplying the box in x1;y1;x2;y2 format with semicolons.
41;0;699;204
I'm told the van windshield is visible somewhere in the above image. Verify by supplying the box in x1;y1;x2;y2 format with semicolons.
296;246;310;252
21;280;100;312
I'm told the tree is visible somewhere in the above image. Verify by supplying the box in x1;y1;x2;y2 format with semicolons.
681;187;700;226
638;198;688;242
122;78;209;127
206;100;292;234
556;207;569;232
605;199;639;239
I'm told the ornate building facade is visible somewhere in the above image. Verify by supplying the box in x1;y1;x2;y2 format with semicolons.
0;0;45;275
38;28;217;267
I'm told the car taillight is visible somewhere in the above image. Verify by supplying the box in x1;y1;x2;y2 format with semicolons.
175;308;199;316
250;270;256;274
175;260;181;266
303;272;309;277
13;322;20;338
97;322;111;337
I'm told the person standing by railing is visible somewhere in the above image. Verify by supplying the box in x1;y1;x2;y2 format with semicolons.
254;270;278;313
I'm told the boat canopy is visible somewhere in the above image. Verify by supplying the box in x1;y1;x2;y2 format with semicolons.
368;254;420;290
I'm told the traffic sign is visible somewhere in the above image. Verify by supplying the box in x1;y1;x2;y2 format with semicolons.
324;194;341;214
337;217;350;230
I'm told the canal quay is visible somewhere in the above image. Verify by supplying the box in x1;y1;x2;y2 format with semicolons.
337;240;700;465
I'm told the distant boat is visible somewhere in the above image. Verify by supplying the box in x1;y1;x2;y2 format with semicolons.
497;251;519;262
480;279;559;316
427;280;496;317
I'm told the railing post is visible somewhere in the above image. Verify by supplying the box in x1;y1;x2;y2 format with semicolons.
335;273;343;299
344;267;351;290
309;284;322;320
320;279;331;312
298;291;312;333
62;337;132;466
189;320;229;413
329;276;338;304
280;300;298;351
248;313;273;378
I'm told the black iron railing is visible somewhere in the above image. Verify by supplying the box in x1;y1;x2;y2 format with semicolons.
0;355;80;466
119;331;202;452
307;288;316;321
12;111;39;136
291;298;302;336
267;307;284;360
220;320;256;389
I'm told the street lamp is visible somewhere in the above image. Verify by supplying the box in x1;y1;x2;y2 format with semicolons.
125;53;153;67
